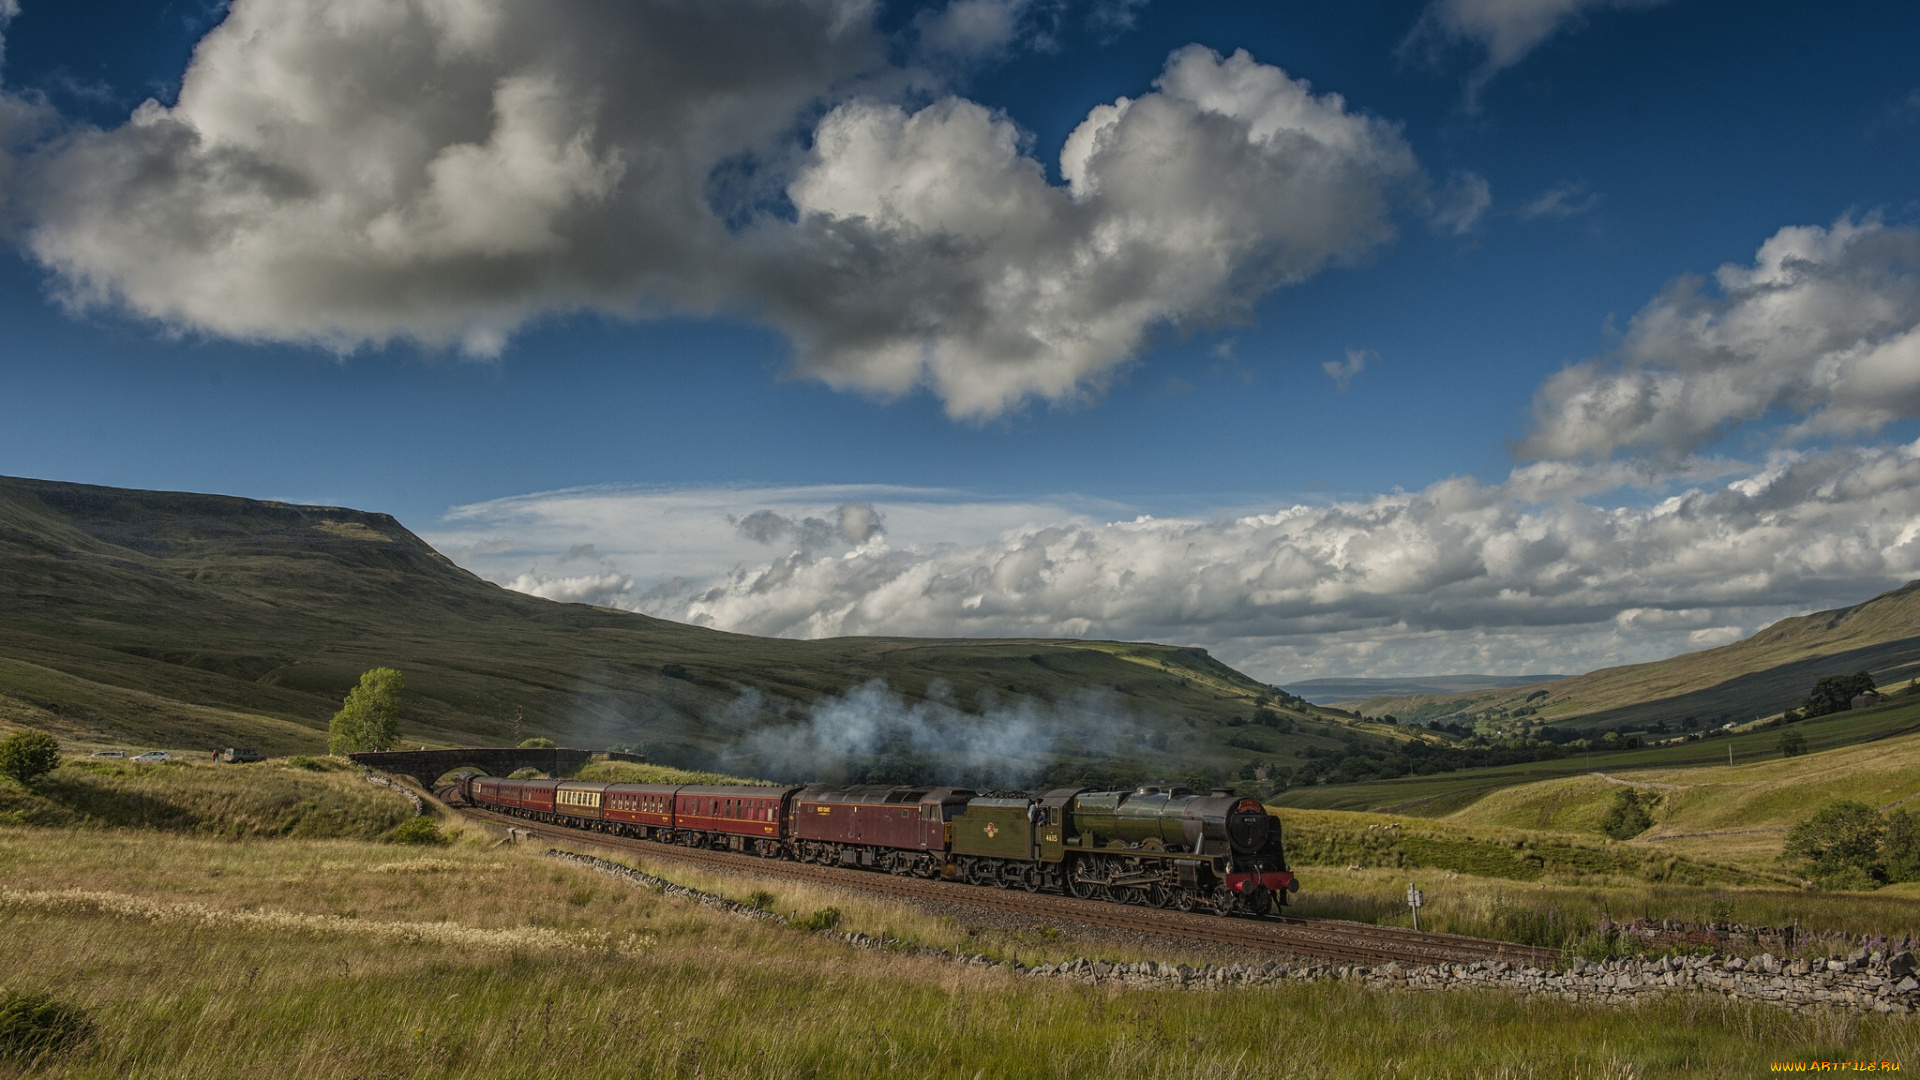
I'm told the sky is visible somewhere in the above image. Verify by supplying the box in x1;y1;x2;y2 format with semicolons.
1;0;1918;685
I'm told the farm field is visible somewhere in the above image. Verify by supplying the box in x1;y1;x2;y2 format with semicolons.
1272;696;1920;816
1;750;1918;1075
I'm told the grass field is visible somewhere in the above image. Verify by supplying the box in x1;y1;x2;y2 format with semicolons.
0;749;1917;1075
4;825;1915;1079
1273;696;1920;817
0;755;418;838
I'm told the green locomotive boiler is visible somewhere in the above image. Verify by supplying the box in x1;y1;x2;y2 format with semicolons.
949;785;1295;915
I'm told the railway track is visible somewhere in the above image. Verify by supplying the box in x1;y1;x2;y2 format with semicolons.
455;806;1561;969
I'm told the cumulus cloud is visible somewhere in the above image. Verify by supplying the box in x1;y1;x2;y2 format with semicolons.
1405;0;1667;104
435;440;1920;681
503;569;633;608
757;44;1419;416
732;502;884;548
4;1;1420;418
1518;217;1920;462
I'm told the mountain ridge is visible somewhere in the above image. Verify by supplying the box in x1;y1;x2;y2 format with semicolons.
1352;581;1920;731
0;474;1389;783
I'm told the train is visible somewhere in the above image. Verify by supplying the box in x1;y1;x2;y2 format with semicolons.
458;775;1297;915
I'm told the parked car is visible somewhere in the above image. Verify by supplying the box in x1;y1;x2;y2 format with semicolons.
89;750;126;759
216;748;264;763
130;751;172;763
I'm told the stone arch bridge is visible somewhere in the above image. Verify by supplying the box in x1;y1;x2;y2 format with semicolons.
347;747;605;788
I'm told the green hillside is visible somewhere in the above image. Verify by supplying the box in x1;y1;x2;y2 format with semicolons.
0;475;1389;783
1352;580;1920;733
1273;691;1920;816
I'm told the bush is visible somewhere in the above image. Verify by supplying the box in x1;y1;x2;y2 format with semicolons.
1777;728;1808;757
792;906;843;931
0;990;90;1062
1784;800;1886;885
388;817;449;845
745;890;777;911
1599;789;1654;840
0;731;61;787
517;737;557;749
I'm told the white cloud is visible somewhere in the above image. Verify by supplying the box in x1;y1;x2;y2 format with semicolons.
1405;0;1668;104
915;0;1035;62
5;2;1419;419
1519;217;1920;462
760;45;1419;417
434;440;1920;682
1517;180;1598;221
1323;347;1370;391
1430;170;1491;235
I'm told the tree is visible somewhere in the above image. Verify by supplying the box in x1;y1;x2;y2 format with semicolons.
1802;671;1877;718
1885;809;1920;883
328;668;404;754
1783;800;1886;886
518;737;556;749
1777;727;1808;757
1600;788;1654;840
0;730;61;786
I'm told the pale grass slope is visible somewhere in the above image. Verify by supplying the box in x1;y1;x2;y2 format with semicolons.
1443;724;1920;869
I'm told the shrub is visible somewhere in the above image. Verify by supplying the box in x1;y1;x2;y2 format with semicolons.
284;755;326;771
388;817;449;845
793;906;843;931
1784;800;1886;885
517;737;557;749
1884;809;1920;883
745;890;777;911
1600;789;1654;840
0;990;91;1062
0;731;61;787
1777;728;1808;757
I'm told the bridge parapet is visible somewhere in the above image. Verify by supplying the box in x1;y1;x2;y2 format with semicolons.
346;747;598;787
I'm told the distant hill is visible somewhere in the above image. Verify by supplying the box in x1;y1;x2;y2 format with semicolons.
1353;581;1920;733
1286;674;1567;706
0;475;1393;782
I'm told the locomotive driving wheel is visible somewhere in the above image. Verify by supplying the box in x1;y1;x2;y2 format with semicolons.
1065;867;1097;900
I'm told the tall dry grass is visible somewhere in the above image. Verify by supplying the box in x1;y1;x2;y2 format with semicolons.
2;826;1915;1078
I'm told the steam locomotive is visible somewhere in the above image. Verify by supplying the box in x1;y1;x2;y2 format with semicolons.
460;776;1297;915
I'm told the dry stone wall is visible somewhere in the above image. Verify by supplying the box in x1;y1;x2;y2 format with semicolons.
544;848;1918;1014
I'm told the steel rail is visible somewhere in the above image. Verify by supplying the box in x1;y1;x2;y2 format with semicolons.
456;806;1560;968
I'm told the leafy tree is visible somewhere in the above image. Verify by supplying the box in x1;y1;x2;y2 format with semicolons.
1802;671;1877;718
1885;809;1920;884
1777;727;1808;757
328;667;404;754
0;730;61;786
1600;788;1654;840
1783;800;1886;886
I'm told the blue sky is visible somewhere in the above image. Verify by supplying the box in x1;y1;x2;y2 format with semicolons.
2;0;1918;683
